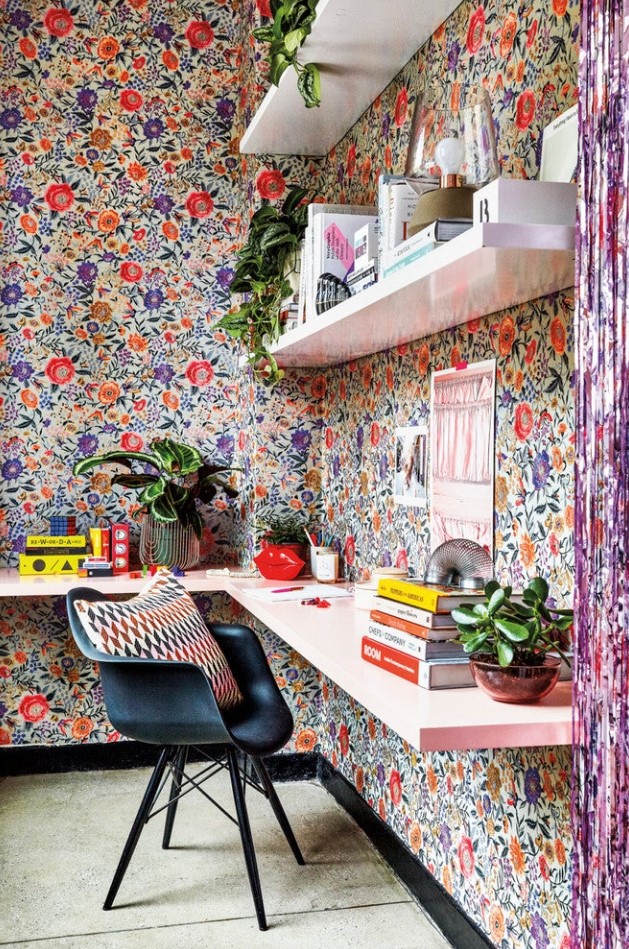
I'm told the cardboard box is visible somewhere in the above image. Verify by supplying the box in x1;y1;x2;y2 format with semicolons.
473;179;577;227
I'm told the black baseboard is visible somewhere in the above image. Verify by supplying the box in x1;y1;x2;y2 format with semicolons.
0;742;318;781
317;757;492;949
1;744;488;947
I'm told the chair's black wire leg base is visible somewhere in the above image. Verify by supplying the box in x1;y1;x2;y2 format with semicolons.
104;746;173;910
251;756;305;865
162;746;188;849
227;748;267;931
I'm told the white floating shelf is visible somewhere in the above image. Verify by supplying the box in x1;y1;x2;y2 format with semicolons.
271;223;576;368
240;0;460;156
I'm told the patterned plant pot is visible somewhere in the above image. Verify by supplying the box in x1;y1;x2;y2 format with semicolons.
139;516;200;570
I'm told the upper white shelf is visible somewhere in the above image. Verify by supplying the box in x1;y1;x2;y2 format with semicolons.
240;0;460;156
271;222;576;368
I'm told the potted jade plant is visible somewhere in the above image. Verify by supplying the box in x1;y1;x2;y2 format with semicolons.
217;185;309;387
73;438;239;570
452;577;573;704
253;513;311;579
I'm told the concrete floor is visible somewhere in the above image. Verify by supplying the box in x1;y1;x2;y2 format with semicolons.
0;765;452;948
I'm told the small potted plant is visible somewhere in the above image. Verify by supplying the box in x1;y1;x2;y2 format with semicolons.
73;438;239;569
452;577;573;704
254;514;311;579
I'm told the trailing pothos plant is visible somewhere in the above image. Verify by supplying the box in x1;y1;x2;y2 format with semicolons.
218;185;309;387
254;0;321;109
73;438;239;539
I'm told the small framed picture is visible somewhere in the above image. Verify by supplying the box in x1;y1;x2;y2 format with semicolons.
394;425;428;507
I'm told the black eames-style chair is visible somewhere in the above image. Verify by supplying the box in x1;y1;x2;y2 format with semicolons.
66;587;304;931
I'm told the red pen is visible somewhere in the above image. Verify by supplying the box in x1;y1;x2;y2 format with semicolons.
271;585;305;593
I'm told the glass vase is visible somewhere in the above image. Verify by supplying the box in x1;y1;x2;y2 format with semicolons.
139;516;200;570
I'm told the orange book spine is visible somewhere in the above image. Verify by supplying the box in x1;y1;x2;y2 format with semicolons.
361;636;420;684
370;608;434;639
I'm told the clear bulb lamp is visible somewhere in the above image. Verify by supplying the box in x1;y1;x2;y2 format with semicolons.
404;86;499;234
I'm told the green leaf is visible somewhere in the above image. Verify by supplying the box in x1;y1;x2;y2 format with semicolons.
282;186;308;216
451;606;480;625
462;632;489;654
284;26;307;52
139;477;168;506
487;588;506;615
484;579;500;597
73;450;157;476
472;603;489;618
497;641;514;667
270;53;292;86
528;576;549;602
149;491;179;523
111;474;159;489
494;618;530;642
252;26;275;42
297;62;321;108
150;439;203;477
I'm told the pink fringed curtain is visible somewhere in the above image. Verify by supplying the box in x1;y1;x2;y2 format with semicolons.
573;5;629;947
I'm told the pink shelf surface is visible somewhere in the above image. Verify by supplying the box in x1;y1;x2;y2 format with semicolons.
1;570;572;753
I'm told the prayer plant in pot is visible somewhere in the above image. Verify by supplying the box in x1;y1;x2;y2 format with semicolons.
73;438;239;569
452;577;573;704
217;185;309;388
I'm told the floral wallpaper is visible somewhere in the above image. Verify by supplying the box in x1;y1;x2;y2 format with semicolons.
320;678;572;949
0;0;322;744
1;0;580;947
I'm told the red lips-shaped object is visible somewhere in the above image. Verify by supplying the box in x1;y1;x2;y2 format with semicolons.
254;545;305;580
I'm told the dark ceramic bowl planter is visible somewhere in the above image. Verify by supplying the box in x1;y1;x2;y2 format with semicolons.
470;654;562;704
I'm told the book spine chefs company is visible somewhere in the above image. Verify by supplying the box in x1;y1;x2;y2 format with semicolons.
364;619;465;659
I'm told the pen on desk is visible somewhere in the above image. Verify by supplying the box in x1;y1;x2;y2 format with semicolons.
271;585;305;593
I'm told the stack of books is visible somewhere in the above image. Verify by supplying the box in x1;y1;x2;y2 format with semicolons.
382;217;473;278
298;203;377;323
360;578;479;690
19;534;87;576
377;173;439;271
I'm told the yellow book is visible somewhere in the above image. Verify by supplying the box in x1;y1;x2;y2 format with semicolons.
376;578;487;613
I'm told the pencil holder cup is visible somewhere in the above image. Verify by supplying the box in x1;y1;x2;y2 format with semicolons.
312;548;338;583
309;546;333;577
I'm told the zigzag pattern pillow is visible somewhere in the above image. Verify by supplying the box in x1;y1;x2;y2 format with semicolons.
73;570;243;711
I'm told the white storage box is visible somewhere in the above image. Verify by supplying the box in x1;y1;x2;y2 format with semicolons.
473;179;577;227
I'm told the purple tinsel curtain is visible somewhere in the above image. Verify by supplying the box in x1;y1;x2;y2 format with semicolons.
573;4;629;947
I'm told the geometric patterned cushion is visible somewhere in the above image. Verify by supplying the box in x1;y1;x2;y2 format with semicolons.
73;568;243;711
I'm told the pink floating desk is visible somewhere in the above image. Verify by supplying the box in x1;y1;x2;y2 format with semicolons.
0;569;572;753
